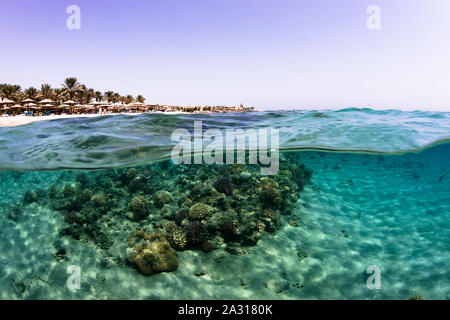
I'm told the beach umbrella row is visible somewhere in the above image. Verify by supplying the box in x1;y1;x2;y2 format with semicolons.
1;99;150;112
0;98;15;104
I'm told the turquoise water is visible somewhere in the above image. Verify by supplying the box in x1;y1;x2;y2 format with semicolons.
0;109;449;299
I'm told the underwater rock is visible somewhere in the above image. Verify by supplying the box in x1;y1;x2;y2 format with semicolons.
189;202;213;220
213;177;233;196
201;241;214;252
52;248;69;261
23;190;38;204
296;245;307;261
129;195;150;221
12;279;29;295
153;190;173;208
127;230;178;276
409;295;424;300
239;171;252;181
4;204;22;221
225;242;249;255
341;230;350;238
288;216;301;227
265;279;290;294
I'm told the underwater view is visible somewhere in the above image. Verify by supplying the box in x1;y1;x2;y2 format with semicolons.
0;109;448;300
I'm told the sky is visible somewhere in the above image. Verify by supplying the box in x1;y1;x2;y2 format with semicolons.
1;0;449;111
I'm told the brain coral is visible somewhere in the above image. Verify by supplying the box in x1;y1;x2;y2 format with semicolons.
127;230;178;275
189;202;213;220
126;168;138;179
129;195;150;221
153;190;173;208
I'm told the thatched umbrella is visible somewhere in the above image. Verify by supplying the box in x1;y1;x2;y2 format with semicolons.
22;98;35;104
1;106;10;114
39;99;54;104
9;104;22;115
63;100;76;105
0;98;15;105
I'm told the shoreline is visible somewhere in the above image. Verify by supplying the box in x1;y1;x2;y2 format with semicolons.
0;112;190;128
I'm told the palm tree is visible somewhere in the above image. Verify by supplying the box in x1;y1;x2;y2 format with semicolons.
62;77;84;100
104;91;114;103
79;88;95;104
24;87;38;100
125;94;134;104
53;88;66;105
0;84;21;101
112;92;121;103
136;95;145;103
95;91;103;102
38;83;54;100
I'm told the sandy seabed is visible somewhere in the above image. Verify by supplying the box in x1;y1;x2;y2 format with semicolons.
0;146;448;300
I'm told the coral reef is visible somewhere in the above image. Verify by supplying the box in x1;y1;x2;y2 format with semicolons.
91;193;107;208
129;177;151;194
213;177;233;196
186;221;209;246
127;230;178;275
129;195;150;221
153;190;172;208
126;168;138;180
189;202;213;220
258;178;280;206
164;221;187;250
22;152;312;274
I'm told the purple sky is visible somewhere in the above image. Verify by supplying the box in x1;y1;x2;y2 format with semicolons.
1;0;449;110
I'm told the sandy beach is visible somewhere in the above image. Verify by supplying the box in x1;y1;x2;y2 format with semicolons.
0;114;109;127
0;112;190;128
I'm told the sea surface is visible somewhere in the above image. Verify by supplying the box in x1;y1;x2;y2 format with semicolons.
0;109;449;300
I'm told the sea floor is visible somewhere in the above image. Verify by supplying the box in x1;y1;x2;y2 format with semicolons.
0;146;449;300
